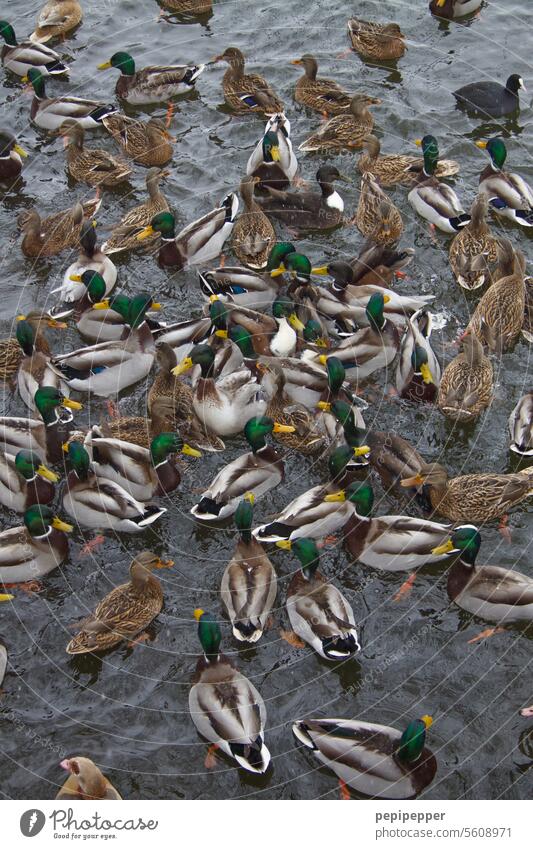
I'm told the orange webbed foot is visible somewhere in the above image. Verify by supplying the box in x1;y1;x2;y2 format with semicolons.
467;627;505;644
280;629;305;648
165;102;175;129
393;572;416;602
79;535;106;557
204;743;219;769
339;779;351;799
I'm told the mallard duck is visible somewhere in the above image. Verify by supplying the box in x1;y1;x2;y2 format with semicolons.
83;428;200;502
190;609;270;773
102;113;173;167
508;393;533;456
258;360;328;455
408;136;470;233
213;47;283;115
454;74;526;118
24;68;117;132
430;0;483;19
437;334;493;423
62;442;166;532
173;344;266;437
340;481;451;570
59;119;132;187
0;311;65;381
19;197;99;258
56;758;121;801
466;240;525;351
0;505;71;583
449;194;500;290
160;0;212;12
246;113;297;190
191;416;293;520
16;317;70;411
0;386;82;464
400;462;533;523
53;223;117;306
30;0;82;43
0;449;58;512
396;309;440;403
258;165;349;231
299;94;380;153
231;176;276;269
357;135;459;187
433;526;533;623
347;240;415;287
71;275;126;344
347;18;406;62
214;296;305;358
137;194;239;269
278;537;359;661
292;54;352;115
97;51;205;104
101;167;169;255
475;138;533;227
354;173;403;244
253;447;368;544
52;294;157;397
66;551;173;654
198;242;295;309
220;494;277;642
293;715;435;799
0;20;68;76
0;130;28;180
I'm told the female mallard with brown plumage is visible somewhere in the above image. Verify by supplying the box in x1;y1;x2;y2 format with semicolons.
354;172;403;244
160;0;212;13
0;449;58;512
231;176;276;270
347;18;406;62
56;757;121;801
59;119;132;187
220;494;277;643
101;167;169;255
466;240;525;352
449;194;500;290
278;538;360;661
432;526;533;624
190;609;270;773
292;54;352;115
30;0;82;43
102;113;174;167
357;135;459;187
213;47;283;115
66;551;173;654
19;197;100;257
299;94;380;153
293;714;435;799
401;463;533;523
437;334;493;423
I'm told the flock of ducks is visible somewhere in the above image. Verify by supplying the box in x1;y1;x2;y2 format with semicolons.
0;0;532;801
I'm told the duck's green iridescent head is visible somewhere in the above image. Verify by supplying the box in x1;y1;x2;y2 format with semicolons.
235;492;255;543
138;212;176;242
229;325;255;358
431;524;481;566
477;137;507;170
66;441;91;480
324;480;374;515
15;450;58;483
34;387;82;424
262;131;281;163
98;51;136;76
244;415;294;452
411;345;434;384
70;270;107;305
416;134;439;177
16;319;35;356
194;609;221;659
329;400;369;457
277;537;319;580
326;356;346;394
327;445;354;481
24;505;73;537
397;715;433;764
172;343;214;378
366;292;387;332
0;21;17;46
150;432;201;465
281;252;312;283
209;299;229;336
303;319;327;347
272;296;304;330
126;294;157;328
267;241;296;274
24;68;46;97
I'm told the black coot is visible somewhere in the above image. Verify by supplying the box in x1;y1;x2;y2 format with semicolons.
453;74;526;117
